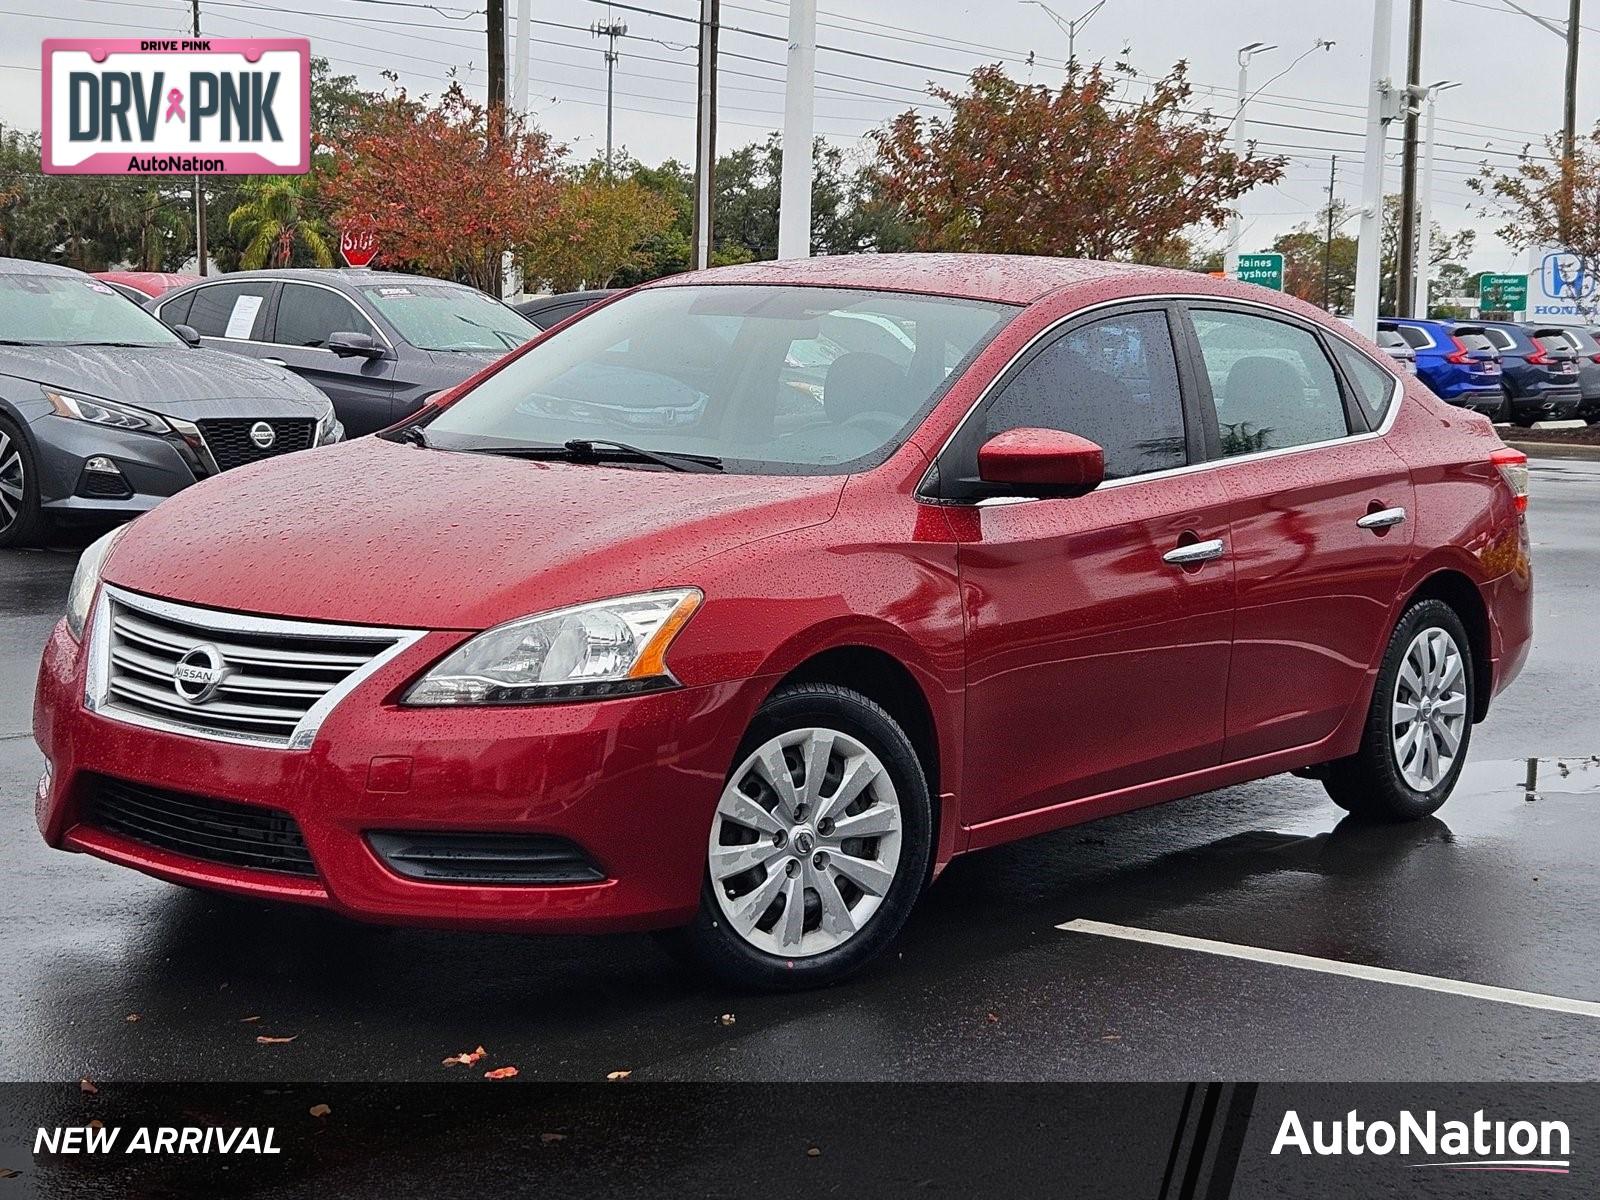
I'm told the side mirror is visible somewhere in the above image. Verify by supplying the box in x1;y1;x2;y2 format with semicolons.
172;323;201;348
976;428;1105;498
327;331;383;359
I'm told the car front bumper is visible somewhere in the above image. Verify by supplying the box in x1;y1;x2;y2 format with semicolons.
33;616;765;934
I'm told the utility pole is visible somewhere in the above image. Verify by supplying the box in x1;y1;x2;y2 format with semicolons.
191;0;206;275
592;19;628;175
487;0;506;111
1022;2;1109;80
1324;155;1337;310
512;0;531;116
1354;0;1396;340
691;0;719;270
1563;0;1581;162
777;0;816;260
1395;0;1423;318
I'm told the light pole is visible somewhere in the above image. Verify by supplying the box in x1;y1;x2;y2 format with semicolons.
1354;0;1396;340
1412;80;1461;318
776;0;816;260
1224;42;1275;280
592;19;628;176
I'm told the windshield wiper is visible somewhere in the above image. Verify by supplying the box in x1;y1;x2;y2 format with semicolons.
454;437;722;473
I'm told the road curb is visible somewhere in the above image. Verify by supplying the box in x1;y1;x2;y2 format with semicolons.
1504;440;1600;462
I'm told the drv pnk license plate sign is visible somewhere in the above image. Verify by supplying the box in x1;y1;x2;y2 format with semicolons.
42;38;310;175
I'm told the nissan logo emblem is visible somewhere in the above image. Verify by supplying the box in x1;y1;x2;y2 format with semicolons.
172;644;231;704
249;421;277;449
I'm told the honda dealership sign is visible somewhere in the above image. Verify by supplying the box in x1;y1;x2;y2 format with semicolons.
41;38;310;175
1523;245;1597;325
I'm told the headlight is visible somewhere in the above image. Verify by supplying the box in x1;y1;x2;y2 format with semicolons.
46;388;172;435
404;588;702;706
65;525;125;641
316;404;342;445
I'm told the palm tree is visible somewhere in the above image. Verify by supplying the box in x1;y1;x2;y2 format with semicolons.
227;177;334;269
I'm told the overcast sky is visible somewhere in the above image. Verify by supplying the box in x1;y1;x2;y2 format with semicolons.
3;0;1595;273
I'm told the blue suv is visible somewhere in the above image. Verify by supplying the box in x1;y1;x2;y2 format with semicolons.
1475;321;1583;426
1381;318;1503;415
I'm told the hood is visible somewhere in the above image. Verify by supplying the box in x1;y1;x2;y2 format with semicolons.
0;344;326;412
104;436;845;629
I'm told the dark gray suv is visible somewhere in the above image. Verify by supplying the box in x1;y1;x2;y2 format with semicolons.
0;259;339;547
149;269;539;436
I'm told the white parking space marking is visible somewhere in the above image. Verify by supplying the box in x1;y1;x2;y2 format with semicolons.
1058;919;1600;1020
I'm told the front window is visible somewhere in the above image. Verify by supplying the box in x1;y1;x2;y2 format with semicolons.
359;282;535;353
419;285;1014;474
0;273;183;347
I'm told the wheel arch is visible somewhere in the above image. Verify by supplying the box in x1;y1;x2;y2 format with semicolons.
1403;568;1494;722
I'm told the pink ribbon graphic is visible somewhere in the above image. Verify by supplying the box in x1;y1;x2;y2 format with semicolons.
164;88;185;123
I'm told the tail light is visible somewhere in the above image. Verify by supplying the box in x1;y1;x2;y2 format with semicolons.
1525;345;1551;366
1491;448;1528;514
1444;336;1472;365
1589;352;1600;364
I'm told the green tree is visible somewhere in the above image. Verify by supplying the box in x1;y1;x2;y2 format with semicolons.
227;176;333;269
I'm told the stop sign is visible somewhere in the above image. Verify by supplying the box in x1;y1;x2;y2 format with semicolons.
340;228;378;269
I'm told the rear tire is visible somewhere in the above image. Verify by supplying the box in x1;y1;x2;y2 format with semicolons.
1495;389;1513;424
0;416;49;549
1322;599;1474;822
1510;415;1537;428
682;683;933;990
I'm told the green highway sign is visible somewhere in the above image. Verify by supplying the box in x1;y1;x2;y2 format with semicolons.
1235;252;1285;290
1478;273;1528;311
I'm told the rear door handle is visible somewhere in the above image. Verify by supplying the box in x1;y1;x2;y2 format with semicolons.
262;357;289;368
1163;538;1226;566
1357;507;1407;530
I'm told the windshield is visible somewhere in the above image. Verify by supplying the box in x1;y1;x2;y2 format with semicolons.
419;284;1014;474
359;282;536;353
0;273;183;347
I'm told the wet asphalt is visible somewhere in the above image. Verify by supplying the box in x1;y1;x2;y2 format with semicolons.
1;457;1597;1084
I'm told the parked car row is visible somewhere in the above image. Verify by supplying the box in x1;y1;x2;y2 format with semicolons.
0;257;617;546
1381;316;1599;426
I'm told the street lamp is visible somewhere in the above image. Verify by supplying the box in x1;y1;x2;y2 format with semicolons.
1223;43;1277;280
1412;80;1463;318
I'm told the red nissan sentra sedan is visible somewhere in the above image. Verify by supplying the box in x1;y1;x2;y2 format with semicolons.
33;255;1532;989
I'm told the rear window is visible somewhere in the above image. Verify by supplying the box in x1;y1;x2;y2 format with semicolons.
1392;325;1431;350
1451;330;1495;353
1534;333;1576;356
1376;329;1408;350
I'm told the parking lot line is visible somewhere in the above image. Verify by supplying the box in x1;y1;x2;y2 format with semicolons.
1058;919;1600;1019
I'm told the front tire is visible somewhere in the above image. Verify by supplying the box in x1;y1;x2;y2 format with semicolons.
0;416;48;549
683;683;933;990
1322;599;1474;821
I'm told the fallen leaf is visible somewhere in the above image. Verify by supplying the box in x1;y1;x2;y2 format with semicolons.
606;1070;631;1081
125;1014;140;1023
1100;1033;1121;1043
719;1013;736;1026
88;1120;103;1131
255;1035;298;1045
79;1077;97;1095
484;1066;519;1080
985;1012;999;1023
441;1046;487;1067
239;1016;261;1023
309;1103;332;1118
540;1132;566;1144
806;1146;821;1158
0;1168;18;1179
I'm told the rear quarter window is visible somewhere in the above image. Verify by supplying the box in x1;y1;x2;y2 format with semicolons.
1331;341;1398;428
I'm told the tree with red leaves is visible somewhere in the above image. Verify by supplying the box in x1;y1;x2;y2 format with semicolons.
870;62;1286;262
322;85;561;294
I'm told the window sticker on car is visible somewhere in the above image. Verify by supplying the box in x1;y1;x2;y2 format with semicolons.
85;281;115;294
224;294;263;339
378;287;415;298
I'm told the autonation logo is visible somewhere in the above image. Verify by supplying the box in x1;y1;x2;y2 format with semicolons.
1272;1108;1571;1175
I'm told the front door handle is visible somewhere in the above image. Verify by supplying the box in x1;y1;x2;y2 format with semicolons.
1357;506;1407;530
262;357;289;368
1163;538;1227;566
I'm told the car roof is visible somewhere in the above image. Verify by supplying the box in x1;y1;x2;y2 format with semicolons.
519;289;615;307
645;253;1290;308
0;257;86;278
180;268;469;289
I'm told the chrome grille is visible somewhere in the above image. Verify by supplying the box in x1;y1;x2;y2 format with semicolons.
87;586;425;749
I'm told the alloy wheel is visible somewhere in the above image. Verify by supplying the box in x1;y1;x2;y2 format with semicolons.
1391;626;1468;791
708;727;903;959
0;430;24;533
